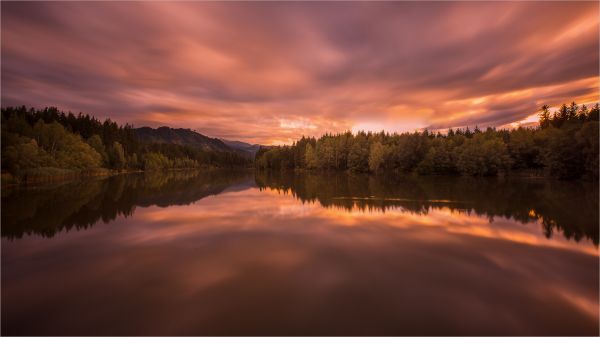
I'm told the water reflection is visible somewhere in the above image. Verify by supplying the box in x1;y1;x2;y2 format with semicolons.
1;170;254;239
3;170;597;245
1;170;598;335
255;171;599;245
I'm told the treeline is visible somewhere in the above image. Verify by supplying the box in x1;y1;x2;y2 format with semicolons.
256;102;599;179
1;106;251;181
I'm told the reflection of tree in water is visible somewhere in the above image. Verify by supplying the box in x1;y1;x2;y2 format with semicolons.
1;170;254;239
3;170;597;245
255;171;599;245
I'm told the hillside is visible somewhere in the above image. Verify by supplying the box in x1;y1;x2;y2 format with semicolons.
220;139;261;157
135;127;232;152
1;106;252;184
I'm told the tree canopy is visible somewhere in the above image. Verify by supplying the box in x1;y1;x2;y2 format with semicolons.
256;102;599;179
1;106;251;181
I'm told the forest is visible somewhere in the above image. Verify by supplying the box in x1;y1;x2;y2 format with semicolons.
256;102;599;179
2;102;598;183
1;106;251;183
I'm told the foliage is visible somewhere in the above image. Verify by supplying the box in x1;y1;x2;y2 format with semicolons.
1;106;251;179
109;141;126;169
256;102;599;179
455;134;511;176
304;143;318;169
368;142;386;173
2;139;54;173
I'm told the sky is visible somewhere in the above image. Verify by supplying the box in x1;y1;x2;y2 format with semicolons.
1;1;598;145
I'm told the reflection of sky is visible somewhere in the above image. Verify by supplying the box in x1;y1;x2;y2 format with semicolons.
2;188;598;335
135;188;598;255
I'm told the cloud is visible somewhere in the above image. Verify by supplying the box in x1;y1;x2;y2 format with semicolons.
1;1;598;144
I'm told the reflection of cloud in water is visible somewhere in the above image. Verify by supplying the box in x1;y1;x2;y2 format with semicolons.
1;171;598;335
132;188;598;256
3;188;598;334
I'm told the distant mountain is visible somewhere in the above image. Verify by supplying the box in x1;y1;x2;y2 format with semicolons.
220;139;261;157
135;127;232;152
134;127;262;159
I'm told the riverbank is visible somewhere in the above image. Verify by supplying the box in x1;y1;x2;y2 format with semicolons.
1;166;254;189
1;168;125;188
259;167;596;181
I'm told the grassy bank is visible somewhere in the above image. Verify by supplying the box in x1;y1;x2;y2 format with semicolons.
1;167;117;187
1;166;250;188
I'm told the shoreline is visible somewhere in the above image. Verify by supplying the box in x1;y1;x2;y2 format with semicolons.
256;167;597;181
1;166;254;189
1;166;594;190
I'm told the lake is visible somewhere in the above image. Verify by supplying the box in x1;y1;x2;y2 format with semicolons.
1;170;598;335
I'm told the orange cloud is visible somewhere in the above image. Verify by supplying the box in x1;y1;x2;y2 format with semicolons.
1;1;598;144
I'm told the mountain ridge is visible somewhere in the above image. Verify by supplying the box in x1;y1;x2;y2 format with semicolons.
135;126;261;158
220;139;261;157
135;126;232;152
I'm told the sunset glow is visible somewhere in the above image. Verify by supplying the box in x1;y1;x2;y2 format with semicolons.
138;188;599;256
2;1;598;144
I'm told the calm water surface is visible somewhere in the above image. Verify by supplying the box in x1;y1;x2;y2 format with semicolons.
2;170;598;335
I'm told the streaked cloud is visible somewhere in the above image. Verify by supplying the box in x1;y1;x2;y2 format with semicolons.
1;1;598;144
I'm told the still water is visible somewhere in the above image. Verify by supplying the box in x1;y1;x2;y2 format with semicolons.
2;170;598;335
